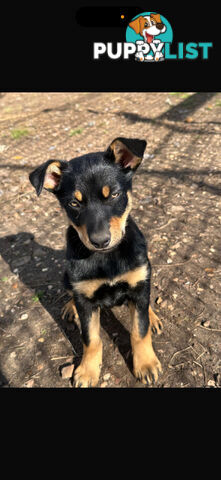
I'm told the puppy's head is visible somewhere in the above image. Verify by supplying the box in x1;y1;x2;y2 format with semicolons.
129;14;166;42
29;137;146;252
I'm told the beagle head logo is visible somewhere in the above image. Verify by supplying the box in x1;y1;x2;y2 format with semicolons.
126;11;172;62
129;13;166;44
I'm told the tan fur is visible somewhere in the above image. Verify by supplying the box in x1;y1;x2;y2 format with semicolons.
110;140;142;170
150;13;161;24
109;190;132;242
74;308;102;387
74;190;82;202
139;16;147;33
149;306;163;334
69;222;93;250
129;16;146;35
130;303;162;384
73;264;148;298
102;185;110;198
43;161;61;190
62;298;80;329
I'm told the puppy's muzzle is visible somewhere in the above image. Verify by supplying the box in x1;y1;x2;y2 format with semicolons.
89;230;111;250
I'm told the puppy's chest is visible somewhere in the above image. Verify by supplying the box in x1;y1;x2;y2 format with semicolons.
71;263;149;306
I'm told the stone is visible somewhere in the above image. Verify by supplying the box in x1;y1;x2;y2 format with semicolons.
61;364;75;379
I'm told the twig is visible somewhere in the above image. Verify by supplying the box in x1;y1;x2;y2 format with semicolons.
169;361;191;369
18;190;34;198
192;306;205;319
152;257;192;267
196;348;207;361
196;325;221;333
0;190;34;206
51;355;74;361
168;343;205;370
168;346;193;368
54;292;67;304
0;326;8;334
193;360;203;369
152;218;175;230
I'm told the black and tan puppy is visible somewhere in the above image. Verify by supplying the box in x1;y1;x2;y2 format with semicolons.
29;137;163;387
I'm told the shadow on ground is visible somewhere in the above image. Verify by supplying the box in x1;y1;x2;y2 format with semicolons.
117;92;217;132
0;232;133;379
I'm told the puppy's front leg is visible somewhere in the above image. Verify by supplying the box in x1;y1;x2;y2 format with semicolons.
129;290;162;385
74;300;102;388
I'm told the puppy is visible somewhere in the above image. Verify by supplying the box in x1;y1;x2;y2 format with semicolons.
29;137;163;387
129;13;166;44
129;13;166;61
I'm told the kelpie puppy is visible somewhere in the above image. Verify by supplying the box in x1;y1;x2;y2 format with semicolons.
29;137;163;387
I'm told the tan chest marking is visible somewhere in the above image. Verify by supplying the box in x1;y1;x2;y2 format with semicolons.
73;264;147;298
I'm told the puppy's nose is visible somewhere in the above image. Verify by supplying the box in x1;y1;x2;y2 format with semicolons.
89;231;111;249
156;23;164;30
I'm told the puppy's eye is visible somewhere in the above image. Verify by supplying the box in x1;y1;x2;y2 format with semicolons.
69;201;79;208
144;22;148;27
111;192;120;199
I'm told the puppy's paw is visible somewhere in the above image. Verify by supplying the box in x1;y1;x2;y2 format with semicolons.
149;306;163;335
132;329;162;385
74;342;102;388
134;352;162;385
74;363;101;388
62;299;80;325
135;52;145;62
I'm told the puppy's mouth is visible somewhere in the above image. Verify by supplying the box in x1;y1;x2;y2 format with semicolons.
145;32;153;43
92;242;121;253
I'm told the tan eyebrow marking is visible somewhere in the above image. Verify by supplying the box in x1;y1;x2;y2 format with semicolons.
74;190;82;202
102;185;110;198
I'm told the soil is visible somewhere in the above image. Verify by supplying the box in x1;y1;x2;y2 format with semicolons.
0;92;220;388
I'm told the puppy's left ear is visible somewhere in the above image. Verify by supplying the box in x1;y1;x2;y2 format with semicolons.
105;137;147;172
29;159;68;196
129;16;142;34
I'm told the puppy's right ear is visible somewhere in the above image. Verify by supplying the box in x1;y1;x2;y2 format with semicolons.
29;160;67;196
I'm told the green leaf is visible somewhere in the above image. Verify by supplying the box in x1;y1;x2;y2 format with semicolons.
69;128;83;136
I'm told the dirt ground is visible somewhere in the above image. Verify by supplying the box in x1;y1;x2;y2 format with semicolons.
0;92;220;388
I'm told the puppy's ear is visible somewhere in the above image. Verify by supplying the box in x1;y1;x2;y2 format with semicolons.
129;16;142;34
29;160;68;196
150;13;161;24
105;137;147;172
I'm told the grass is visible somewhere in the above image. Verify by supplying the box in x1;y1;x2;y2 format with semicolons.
11;128;29;139
169;92;191;99
32;290;44;302
69;128;83;136
1;276;8;282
